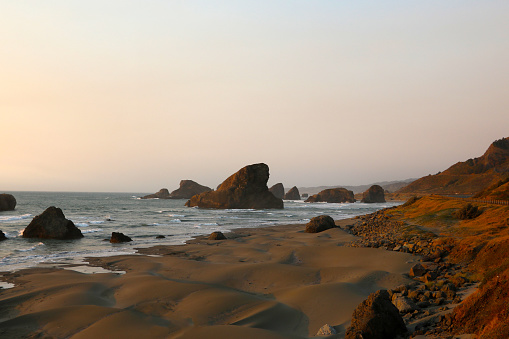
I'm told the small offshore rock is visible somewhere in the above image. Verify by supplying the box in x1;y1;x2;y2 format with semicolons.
156;235;165;239
208;231;227;240
22;206;83;240
284;186;301;200
0;230;7;241
110;232;132;243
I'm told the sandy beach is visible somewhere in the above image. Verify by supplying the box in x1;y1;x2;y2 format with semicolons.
0;219;418;338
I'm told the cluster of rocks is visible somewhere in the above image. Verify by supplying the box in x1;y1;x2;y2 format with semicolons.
347;210;451;261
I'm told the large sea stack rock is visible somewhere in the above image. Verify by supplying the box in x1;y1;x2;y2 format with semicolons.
345;290;407;339
305;215;335;233
185;163;284;209
361;185;386;203
0;194;16;211
170;180;212;199
305;188;356;203
284;186;301;200
141;188;171;199
22;206;83;240
269;183;285;199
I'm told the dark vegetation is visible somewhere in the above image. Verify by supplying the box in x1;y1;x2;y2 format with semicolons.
454;203;482;220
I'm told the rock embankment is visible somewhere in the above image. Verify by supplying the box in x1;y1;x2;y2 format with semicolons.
346;209;475;338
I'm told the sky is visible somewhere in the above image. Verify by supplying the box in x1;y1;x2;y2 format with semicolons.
1;1;509;193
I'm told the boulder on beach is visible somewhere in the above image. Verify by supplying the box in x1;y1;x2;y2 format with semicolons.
208;231;227;240
345;290;407;339
284;186;301;200
305;188;356;203
0;194;16;211
110;232;132;243
269;183;285;200
22;206;83;240
169;180;212;199
141;188;171;199
305;215;336;233
361;185;386;203
185;163;284;209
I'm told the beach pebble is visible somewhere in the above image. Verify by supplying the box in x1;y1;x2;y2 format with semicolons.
316;324;337;336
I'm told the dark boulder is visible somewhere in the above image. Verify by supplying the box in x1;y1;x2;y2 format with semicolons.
269;183;285;200
0;194;16;211
346;290;407;339
141;188;171;199
0;230;6;241
170;180;212;199
305;188;356;203
185;163;284;209
284;186;301;200
208;231;227;240
305;215;336;233
22;206;83;240
361;185;386;203
110;232;132;243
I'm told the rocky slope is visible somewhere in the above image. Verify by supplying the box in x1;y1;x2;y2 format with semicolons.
398;137;509;195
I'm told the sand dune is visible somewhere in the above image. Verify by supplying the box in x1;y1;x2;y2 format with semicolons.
0;221;417;338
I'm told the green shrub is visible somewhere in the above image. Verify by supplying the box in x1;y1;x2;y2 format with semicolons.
402;196;421;207
455;203;482;220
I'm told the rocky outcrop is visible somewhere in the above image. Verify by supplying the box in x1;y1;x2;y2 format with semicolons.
345;290;407;339
305;188;355;203
22;206;83;240
169;180;212;199
361;185;386;203
141;188;171;199
185;163;284;209
269;183;285;199
305;215;336;233
284;186;301;200
208;231;227;240
110;232;132;243
0;194;16;211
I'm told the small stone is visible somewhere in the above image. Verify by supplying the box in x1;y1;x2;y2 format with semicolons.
316;324;337;336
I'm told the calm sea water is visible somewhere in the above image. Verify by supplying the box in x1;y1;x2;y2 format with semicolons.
0;191;401;272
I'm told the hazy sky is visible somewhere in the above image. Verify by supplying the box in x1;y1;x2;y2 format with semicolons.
2;1;509;192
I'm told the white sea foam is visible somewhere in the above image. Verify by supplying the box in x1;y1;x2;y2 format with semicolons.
199;223;219;226
90;221;104;225
16;242;45;252
0;214;32;222
168;214;185;217
170;219;182;223
75;223;89;227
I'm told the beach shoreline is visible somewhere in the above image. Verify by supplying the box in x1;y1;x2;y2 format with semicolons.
0;217;419;338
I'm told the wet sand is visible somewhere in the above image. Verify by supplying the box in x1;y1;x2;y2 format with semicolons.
0;219;418;338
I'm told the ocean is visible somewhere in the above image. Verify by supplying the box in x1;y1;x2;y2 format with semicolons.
0;191;401;272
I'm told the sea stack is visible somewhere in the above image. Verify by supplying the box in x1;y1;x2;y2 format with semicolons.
269;183;285;199
361;185;386;203
185;163;284;209
0;194;16;211
141;188;171;199
22;206;84;240
305;188;356;203
284;186;301;200
169;180;212;199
